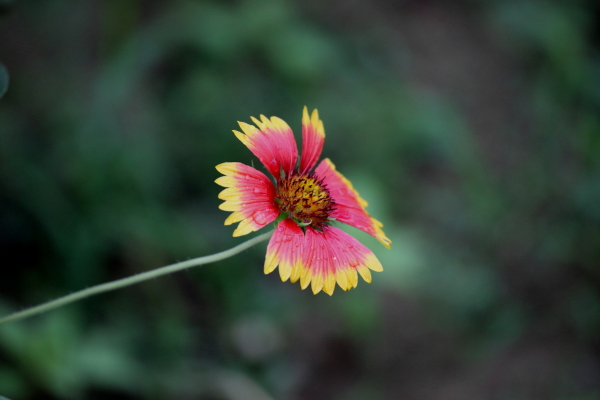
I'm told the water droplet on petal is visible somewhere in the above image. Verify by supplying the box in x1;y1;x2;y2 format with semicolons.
252;211;268;225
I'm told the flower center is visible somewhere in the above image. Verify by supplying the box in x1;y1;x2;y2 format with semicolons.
276;173;334;228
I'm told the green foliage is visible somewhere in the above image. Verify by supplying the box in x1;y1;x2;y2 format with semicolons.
0;63;7;99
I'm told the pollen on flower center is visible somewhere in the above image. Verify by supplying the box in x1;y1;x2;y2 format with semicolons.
276;173;334;227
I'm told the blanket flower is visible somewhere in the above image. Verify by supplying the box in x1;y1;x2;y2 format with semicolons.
216;107;391;295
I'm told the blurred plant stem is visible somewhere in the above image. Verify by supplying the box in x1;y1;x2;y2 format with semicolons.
0;231;273;326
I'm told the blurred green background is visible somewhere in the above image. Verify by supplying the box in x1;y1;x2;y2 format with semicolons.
1;0;600;399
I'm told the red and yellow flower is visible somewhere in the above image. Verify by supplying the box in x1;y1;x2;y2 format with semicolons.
216;107;391;295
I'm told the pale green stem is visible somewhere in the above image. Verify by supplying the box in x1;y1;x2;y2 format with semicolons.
0;231;273;326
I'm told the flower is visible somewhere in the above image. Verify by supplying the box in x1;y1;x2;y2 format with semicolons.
215;107;391;295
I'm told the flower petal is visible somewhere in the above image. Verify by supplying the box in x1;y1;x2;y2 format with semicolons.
215;162;279;237
233;114;298;179
304;226;383;295
265;221;383;295
315;158;392;249
264;219;303;280
299;106;325;174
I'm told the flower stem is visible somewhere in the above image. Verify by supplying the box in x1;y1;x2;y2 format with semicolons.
0;231;273;326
